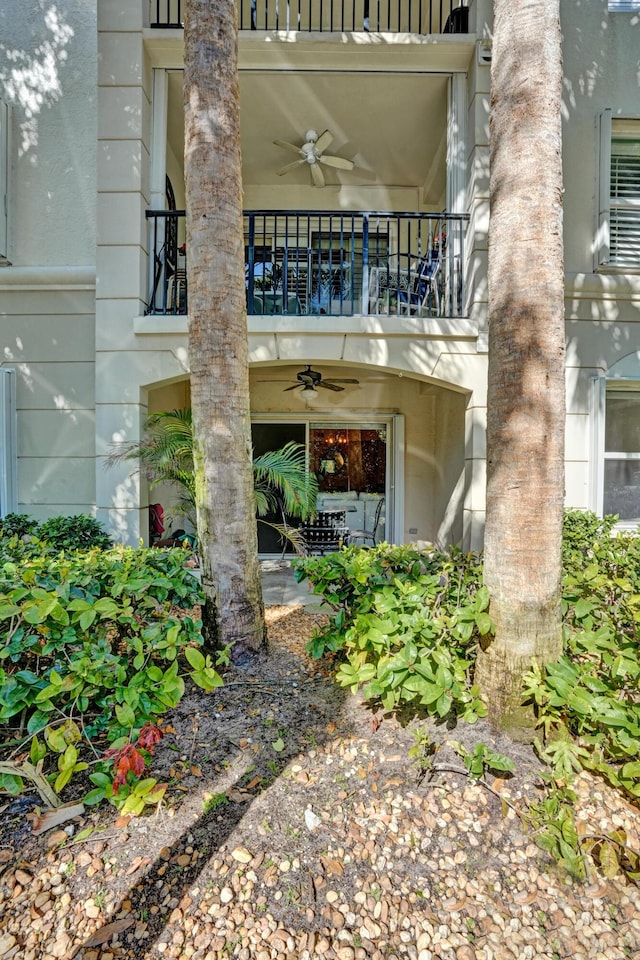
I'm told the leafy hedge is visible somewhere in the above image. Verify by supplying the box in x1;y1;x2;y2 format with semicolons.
294;543;489;722
297;513;640;800
0;512;113;551
0;537;222;808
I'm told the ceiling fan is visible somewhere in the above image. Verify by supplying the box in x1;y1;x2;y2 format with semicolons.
274;128;354;187
263;365;359;397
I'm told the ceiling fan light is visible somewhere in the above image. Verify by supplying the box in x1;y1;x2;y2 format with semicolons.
301;385;319;401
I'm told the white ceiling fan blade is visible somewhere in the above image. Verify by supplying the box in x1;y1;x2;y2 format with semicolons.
273;139;304;155
314;129;334;153
277;158;307;176
310;162;325;188
319;155;354;171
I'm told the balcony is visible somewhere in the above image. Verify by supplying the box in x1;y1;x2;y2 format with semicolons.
145;209;467;319
149;0;469;33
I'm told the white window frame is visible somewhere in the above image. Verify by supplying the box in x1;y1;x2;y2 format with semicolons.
596;110;640;271
0;100;9;263
592;374;640;527
251;412;405;547
0;368;17;517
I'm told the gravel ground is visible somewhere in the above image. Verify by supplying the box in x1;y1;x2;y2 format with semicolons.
0;605;639;960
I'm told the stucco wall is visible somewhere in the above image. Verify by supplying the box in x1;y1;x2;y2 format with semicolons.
561;1;640;276
0;270;96;519
0;0;97;266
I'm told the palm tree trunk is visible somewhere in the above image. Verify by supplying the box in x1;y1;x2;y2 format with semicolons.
473;0;565;735
183;0;266;657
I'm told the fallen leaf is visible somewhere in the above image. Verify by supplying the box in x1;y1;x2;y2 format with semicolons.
30;801;85;836
239;738;249;749
81;917;134;947
271;738;285;753
327;722;336;734
190;765;203;777
320;856;344;876
126;856;151;876
228;791;249;803
115;815;131;829
0;850;13;863
245;776;262;790
45;830;69;850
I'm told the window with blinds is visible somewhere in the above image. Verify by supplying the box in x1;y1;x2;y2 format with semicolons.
610;135;640;266
608;1;640;10
596;112;640;270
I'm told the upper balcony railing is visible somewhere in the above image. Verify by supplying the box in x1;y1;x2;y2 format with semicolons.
149;0;469;34
145;209;467;320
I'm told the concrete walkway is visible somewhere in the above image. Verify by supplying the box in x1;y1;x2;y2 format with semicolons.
260;558;326;608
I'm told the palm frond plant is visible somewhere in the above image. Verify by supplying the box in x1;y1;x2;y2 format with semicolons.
107;409;318;553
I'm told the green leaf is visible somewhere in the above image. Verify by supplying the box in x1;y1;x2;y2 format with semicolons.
573;598;594;619
120;794;145;816
474;611;493;635
30;735;47;764
185;647;205;671
0;773;24;795
271;738;285;753
54;767;73;793
115;703;136;728
474;586;490;612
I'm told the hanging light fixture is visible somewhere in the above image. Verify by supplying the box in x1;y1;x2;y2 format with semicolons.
301;384;319;402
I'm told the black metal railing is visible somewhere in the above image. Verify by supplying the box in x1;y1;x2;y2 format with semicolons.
149;0;469;33
145;209;467;319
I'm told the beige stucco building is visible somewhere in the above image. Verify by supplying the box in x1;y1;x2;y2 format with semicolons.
0;0;639;551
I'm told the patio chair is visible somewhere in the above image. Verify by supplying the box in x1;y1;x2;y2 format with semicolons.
349;496;385;547
300;509;350;555
396;255;440;317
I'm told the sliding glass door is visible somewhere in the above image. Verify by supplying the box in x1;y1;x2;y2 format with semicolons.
252;416;396;555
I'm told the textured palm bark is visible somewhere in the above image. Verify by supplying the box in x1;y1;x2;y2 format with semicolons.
184;0;266;657
474;0;565;735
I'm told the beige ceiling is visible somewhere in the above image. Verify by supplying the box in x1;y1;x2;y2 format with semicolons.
167;69;448;193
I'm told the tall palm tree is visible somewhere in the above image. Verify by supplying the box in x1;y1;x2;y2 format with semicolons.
108;408;318;550
473;0;565;735
184;0;265;656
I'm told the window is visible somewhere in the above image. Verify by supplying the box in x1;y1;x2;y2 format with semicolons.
0;100;9;262
596;111;640;269
0;368;17;517
608;1;640;10
602;385;640;522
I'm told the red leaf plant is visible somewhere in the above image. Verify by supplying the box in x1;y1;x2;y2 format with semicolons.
104;724;164;789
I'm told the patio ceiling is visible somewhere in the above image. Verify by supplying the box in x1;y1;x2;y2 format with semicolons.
167;70;448;197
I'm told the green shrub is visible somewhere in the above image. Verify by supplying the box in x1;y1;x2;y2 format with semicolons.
0;513;39;539
295;543;489;721
526;520;640;800
0;541;223;805
0;512;112;551
37;514;113;550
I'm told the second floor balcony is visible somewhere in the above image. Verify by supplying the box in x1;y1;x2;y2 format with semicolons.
146;209;467;320
149;0;469;34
